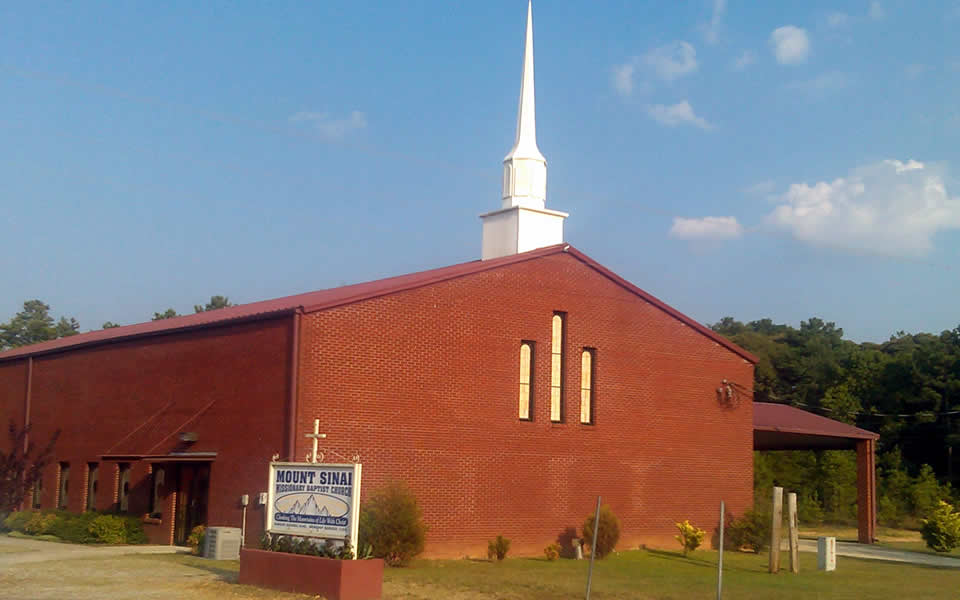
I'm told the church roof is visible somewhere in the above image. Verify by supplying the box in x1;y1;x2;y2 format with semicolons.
754;401;878;450
0;244;757;364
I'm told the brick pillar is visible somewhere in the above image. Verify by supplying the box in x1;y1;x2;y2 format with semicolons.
856;439;877;544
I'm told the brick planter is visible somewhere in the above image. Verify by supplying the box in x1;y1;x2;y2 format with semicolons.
238;548;383;600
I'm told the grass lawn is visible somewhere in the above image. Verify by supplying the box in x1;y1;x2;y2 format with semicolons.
797;525;922;543
156;548;960;600
880;541;960;558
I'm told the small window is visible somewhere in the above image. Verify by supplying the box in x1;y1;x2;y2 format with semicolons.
57;462;70;510
118;463;131;512
580;349;595;424
149;467;165;518
86;463;99;511
550;313;565;422
518;342;534;420
32;475;42;509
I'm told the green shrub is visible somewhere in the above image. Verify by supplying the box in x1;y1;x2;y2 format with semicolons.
48;511;98;543
276;535;295;554
675;520;706;556
726;509;770;553
582;505;621;559
487;535;511;561
0;512;9;532
24;512;58;536
3;511;34;533
187;525;206;555
88;515;128;544
921;500;960;553
358;481;428;567
121;516;148;544
543;543;560;561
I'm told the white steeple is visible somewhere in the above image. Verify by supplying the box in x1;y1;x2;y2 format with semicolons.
481;0;567;260
502;0;546;208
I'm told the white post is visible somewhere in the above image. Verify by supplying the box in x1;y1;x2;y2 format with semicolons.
788;492;799;574
817;537;836;571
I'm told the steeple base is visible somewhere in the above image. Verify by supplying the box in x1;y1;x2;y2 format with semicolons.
480;205;568;260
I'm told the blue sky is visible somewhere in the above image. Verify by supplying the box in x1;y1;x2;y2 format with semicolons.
1;1;958;342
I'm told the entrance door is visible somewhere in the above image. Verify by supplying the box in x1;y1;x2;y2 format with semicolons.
173;463;210;545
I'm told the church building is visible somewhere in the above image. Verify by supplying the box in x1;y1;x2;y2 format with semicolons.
0;3;759;555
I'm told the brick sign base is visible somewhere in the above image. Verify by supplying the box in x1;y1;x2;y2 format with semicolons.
238;548;383;600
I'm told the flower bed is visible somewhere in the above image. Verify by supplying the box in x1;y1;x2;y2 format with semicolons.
238;548;383;600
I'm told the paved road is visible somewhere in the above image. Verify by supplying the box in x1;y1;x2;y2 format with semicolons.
790;538;960;569
0;535;189;567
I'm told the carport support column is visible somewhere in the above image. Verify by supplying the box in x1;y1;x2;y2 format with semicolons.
856;438;877;544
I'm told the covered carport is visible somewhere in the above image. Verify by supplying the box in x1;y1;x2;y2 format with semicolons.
754;402;880;544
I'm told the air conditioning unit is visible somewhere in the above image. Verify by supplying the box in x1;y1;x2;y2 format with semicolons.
203;526;242;560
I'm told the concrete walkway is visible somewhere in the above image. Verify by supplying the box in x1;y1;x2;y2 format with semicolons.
0;534;189;567
792;538;960;568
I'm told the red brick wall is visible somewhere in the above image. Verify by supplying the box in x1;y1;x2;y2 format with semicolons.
9;318;292;544
297;252;755;557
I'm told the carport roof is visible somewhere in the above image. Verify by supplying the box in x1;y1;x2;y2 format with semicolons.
754;402;879;451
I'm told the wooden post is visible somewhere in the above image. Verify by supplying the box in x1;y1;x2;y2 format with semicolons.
788;492;799;573
769;486;783;574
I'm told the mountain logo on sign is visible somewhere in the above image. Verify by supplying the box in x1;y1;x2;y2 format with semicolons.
275;492;349;517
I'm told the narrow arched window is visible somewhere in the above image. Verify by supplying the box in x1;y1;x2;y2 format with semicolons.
580;349;595;424
86;463;98;511
58;462;70;510
551;313;565;422
119;463;131;512
519;342;533;419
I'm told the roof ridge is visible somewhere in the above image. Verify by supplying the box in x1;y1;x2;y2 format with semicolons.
0;243;758;365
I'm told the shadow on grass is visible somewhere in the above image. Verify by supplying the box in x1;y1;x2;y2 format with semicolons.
158;554;240;581
645;549;757;573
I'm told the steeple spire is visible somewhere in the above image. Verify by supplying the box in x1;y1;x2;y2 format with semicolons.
506;0;544;164
480;1;567;260
501;0;547;209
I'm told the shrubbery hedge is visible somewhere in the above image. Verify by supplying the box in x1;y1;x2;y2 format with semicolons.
2;510;147;544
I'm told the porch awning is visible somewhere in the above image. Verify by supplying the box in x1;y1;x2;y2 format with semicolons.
753;402;879;451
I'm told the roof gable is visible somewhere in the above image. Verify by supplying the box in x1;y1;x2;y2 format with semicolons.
0;244;757;364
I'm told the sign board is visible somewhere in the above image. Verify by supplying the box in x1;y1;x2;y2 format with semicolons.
266;462;362;551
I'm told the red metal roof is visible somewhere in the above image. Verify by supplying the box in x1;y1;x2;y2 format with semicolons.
0;244;757;364
754;402;878;449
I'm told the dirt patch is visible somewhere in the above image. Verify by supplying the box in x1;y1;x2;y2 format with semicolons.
0;555;311;600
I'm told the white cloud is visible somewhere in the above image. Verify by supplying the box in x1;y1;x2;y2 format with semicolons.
643;41;699;81
670;216;744;240
732;51;756;71
612;63;636;96
784;71;849;98
827;12;851;28
869;1;886;20
702;0;727;45
290;110;367;140
770;26;810;65
884;159;924;173
766;159;960;256
647;101;713;130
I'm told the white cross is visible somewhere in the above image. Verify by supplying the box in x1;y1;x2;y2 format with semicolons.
304;419;327;464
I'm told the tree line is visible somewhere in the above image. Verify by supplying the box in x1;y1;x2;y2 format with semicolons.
713;316;960;525
0;296;233;352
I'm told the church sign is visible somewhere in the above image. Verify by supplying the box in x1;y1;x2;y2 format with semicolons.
266;462;362;547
